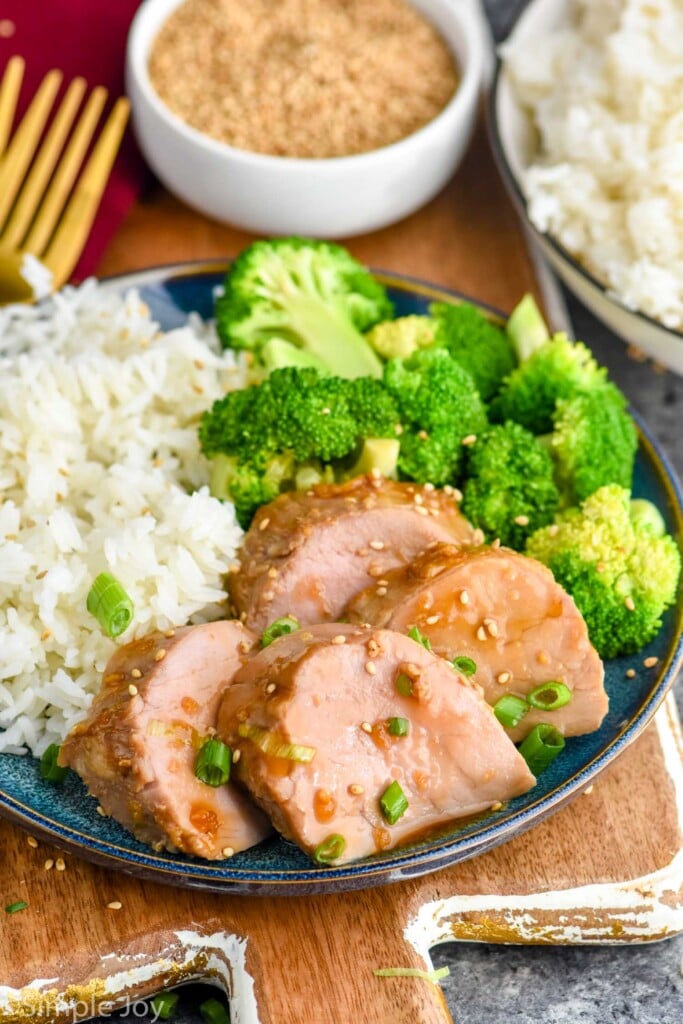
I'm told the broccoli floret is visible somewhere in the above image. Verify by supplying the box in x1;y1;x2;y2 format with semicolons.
526;485;681;658
490;333;606;434
199;367;401;527
383;348;488;486
215;238;392;379
461;423;559;549
551;383;638;505
430;301;517;401
366;315;436;360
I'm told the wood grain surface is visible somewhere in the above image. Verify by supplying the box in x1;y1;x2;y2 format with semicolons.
1;122;682;1024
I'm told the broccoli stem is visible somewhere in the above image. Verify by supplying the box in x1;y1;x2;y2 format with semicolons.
507;294;550;363
262;337;329;374
283;294;384;379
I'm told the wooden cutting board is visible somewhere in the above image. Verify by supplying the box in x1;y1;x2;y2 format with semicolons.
1;122;682;1024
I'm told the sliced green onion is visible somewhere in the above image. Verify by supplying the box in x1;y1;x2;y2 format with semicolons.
150;993;180;1020
388;717;409;737
86;572;134;638
493;695;530;729
380;780;409;825
261;616;299;648
452;656;476;676
238;723;316;762
408;625;432;651
199;998;230;1024
395;673;413;697
5;900;28;914
527;681;572;711
195;739;232;786
518;723;565;776
374;966;450;984
39;743;69;784
313;833;346;863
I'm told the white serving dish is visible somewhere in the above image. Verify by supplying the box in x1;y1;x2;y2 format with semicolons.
126;0;485;238
489;0;683;375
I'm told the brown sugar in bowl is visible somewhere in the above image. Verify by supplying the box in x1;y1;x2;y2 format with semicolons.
126;0;485;236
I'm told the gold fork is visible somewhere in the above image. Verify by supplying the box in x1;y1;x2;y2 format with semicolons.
0;56;130;304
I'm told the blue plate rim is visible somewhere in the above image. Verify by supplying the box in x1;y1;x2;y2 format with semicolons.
1;262;682;893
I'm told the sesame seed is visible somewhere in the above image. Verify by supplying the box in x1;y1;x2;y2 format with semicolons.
128;684;138;696
97;805;107;816
644;656;659;668
367;639;380;657
365;661;377;675
425;614;440;625
484;619;499;638
27;836;38;849
106;901;122;910
443;485;454;495
472;528;485;545
360;722;373;734
194;359;205;370
452;488;463;502
497;671;511;685
222;847;235;858
164;629;176;638
130;668;142;679
424;482;435;492
259;517;271;531
625;668;636;679
537;651;551;665
462;434;477;446
40;629;52;641
369;540;385;550
321;407;331;415
415;506;429;517
265;682;276;694
490;801;503;811
584;785;594;795
154;648;167;662
514;515;530;526
413;494;424;505
348;784;365;796
55;858;66;872
44;859;54;871
459;590;470;605
36;570;48;580
331;634;346;645
417;430;429;441
239;640;252;653
476;626;487;641
267;567;278;579
262;590;275;601
394;423;403;436
491;538;501;549
624;596;636;611
232;749;241;763
376;586;388;596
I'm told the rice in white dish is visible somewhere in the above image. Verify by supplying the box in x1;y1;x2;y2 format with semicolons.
502;0;683;330
0;280;246;756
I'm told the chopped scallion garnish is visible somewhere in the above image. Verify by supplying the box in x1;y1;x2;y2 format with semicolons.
388;717;409;737
395;673;413;697
261;616;299;648
199;998;230;1024
452;656;476;677
527;681;572;710
518;723;565;775
4;900;28;914
408;626;432;651
238;723;316;762
313;833;346;863
39;743;69;784
86;572;134;638
493;694;529;729
380;780;409;825
374;966;450;984
195;739;232;786
150;993;180;1020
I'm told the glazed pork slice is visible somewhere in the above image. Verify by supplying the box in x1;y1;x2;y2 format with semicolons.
230;475;477;632
348;545;607;742
217;623;535;865
59;621;272;860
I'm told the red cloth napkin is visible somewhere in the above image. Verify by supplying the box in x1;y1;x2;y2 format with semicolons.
0;0;147;279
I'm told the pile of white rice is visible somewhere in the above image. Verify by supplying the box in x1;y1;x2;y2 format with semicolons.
0;281;246;756
503;0;683;330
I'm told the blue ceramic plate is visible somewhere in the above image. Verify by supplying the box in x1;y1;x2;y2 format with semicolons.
1;262;682;895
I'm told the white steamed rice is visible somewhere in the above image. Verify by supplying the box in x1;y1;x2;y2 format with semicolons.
0;280;247;756
502;0;683;330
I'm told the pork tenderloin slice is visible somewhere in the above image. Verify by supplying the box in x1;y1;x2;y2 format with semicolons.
230;475;476;633
347;545;607;742
60;621;272;859
217;623;535;865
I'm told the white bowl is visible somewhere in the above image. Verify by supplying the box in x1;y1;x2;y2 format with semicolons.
489;0;683;375
126;0;485;238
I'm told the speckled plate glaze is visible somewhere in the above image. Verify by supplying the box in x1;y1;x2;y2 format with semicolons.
1;262;682;896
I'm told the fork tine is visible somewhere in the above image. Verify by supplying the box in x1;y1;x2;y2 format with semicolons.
2;77;87;249
0;69;62;230
23;85;107;257
0;56;25;156
42;96;130;288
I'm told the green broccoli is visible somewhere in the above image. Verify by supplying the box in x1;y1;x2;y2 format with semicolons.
526;485;681;658
215;238;392;379
383;348;488;486
461;423;559;549
366;316;436;360
551;383;638;505
430;301;517;401
199;367;401;527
